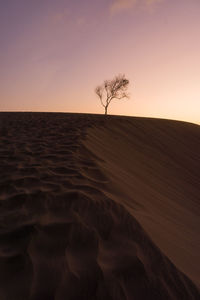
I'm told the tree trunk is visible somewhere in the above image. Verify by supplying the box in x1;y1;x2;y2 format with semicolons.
105;106;108;115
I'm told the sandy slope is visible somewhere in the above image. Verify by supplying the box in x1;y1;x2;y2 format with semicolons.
0;112;199;300
84;116;200;288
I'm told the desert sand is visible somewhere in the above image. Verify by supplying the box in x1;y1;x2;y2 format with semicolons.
0;112;199;300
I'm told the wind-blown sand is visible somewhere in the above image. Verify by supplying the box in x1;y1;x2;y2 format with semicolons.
0;112;199;300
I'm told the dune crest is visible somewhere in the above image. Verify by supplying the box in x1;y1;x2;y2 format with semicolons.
0;112;199;299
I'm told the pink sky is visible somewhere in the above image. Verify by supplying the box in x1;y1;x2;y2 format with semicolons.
0;0;199;124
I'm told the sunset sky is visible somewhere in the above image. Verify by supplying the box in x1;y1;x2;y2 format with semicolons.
0;0;200;124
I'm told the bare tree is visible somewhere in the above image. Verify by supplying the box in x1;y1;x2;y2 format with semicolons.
95;74;129;115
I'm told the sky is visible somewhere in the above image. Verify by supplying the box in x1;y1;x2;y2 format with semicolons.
0;0;200;124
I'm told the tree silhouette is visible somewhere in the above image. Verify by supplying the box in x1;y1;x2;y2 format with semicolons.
95;74;129;115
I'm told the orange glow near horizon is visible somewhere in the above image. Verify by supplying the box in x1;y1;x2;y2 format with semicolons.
0;0;200;125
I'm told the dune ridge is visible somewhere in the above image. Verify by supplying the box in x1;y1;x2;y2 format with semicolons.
0;112;199;300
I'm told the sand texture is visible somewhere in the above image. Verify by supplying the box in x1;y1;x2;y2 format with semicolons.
0;112;199;300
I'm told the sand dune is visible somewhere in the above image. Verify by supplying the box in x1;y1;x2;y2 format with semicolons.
0;112;199;300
